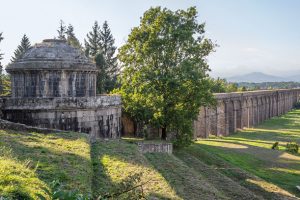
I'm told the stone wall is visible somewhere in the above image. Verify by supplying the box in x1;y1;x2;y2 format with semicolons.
1;95;122;139
137;142;173;153
194;89;300;138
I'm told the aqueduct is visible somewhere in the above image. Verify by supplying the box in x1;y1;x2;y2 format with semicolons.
194;89;300;138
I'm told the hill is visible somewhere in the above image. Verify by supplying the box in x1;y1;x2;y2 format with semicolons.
227;72;285;83
1;110;300;199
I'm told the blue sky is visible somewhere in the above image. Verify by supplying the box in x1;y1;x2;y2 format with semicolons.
0;0;300;77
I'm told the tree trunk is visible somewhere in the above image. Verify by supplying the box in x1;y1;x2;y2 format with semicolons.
161;127;167;140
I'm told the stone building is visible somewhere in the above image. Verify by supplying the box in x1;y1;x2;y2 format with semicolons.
2;39;121;139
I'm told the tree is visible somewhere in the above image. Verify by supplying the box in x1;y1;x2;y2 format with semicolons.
57;20;66;40
0;32;4;94
11;34;31;62
116;7;216;147
99;21;118;92
66;24;81;49
0;32;3;75
84;21;101;57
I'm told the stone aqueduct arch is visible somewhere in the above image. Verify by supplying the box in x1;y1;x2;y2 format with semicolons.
194;89;300;138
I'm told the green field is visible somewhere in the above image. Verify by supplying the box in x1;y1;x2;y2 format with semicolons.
1;110;300;199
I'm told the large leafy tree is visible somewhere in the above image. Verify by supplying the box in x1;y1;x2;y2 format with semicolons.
66;24;82;49
117;7;216;147
11;34;31;62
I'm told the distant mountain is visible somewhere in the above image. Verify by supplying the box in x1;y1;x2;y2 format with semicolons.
227;72;287;83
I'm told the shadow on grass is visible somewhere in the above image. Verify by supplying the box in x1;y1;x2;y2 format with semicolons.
90;140;181;199
0;129;93;195
189;142;300;199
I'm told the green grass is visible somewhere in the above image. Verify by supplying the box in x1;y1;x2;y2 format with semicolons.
0;130;92;199
195;109;300;198
1;109;300;199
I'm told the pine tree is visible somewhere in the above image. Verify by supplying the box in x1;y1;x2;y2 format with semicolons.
66;24;82;49
84;21;101;57
99;21;118;92
57;20;66;40
0;32;4;94
11;34;31;62
0;32;3;75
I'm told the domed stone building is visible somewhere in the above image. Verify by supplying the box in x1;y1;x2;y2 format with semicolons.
2;39;121;139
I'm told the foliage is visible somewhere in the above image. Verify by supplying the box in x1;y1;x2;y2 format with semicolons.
50;180;90;200
0;74;11;96
84;21;101;57
271;141;279;150
11;34;31;62
98;21;118;93
85;21;118;94
57;20;66;40
286;142;299;154
66;24;82;49
0;32;3;73
116;6;216;146
294;101;300;109
236;82;300;90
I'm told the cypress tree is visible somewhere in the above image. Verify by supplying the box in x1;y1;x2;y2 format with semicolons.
84;21;101;57
57;20;66;40
66;24;82;49
99;21;118;92
11;34;31;62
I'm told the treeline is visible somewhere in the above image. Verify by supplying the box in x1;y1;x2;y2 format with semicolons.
236;82;300;90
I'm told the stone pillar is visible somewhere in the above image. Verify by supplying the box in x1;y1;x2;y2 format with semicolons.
209;107;218;136
217;101;226;136
252;98;258;125
234;100;242;130
225;100;234;135
248;98;253;127
241;98;249;128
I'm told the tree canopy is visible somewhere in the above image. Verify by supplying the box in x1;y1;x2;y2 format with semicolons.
85;21;118;94
11;34;31;62
57;20;66;40
116;7;216;147
66;24;82;49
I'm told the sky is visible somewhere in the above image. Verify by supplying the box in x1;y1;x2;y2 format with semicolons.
0;0;300;78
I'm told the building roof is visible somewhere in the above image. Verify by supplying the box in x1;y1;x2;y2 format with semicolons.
6;39;97;72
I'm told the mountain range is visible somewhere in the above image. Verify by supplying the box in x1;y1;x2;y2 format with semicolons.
226;72;300;83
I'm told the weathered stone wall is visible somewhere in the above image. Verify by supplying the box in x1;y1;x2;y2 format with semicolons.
194;89;300;138
1;95;122;139
10;70;97;98
137;142;173;153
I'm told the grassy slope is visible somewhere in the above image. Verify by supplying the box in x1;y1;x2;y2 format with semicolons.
195;109;300;198
1;110;300;199
0;130;92;199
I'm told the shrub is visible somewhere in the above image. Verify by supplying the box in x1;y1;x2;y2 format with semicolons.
294;102;300;109
271;142;279;150
286;142;299;154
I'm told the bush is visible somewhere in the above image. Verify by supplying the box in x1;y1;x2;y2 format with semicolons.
271;142;279;150
294;102;300;109
286;142;299;154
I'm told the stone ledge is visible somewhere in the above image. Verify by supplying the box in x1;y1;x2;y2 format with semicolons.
0;119;68;134
137;142;173;153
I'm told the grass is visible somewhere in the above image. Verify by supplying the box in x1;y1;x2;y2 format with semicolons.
91;140;180;199
195;109;300;198
0;130;92;199
1;109;300;199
